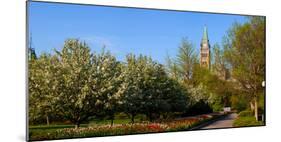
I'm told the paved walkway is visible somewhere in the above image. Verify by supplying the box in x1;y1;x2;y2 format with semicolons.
201;113;238;129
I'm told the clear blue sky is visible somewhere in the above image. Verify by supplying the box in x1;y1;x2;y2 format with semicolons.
28;1;248;64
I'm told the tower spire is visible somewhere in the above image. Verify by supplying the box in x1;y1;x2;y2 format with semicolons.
202;26;208;41
200;26;211;69
28;32;37;60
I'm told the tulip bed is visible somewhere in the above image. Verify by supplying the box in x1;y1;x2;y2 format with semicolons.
29;114;222;141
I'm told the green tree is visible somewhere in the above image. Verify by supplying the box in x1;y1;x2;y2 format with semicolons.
161;78;189;119
212;43;229;80
223;17;265;120
141;57;188;121
167;38;214;114
28;47;37;60
175;38;198;84
140;57;168;121
166;54;180;80
208;44;233;110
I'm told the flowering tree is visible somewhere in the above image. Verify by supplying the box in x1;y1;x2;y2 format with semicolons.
91;48;123;126
29;53;62;125
52;39;97;128
118;54;146;123
119;54;189;122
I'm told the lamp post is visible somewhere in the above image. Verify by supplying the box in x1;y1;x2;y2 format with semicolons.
261;80;265;122
262;81;265;87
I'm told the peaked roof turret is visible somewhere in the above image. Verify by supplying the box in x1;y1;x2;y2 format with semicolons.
202;26;208;41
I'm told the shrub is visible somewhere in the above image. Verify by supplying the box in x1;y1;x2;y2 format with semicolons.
238;110;253;117
233;116;264;127
211;102;223;112
231;94;249;112
183;100;213;116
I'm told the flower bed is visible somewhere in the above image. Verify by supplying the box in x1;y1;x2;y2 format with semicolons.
29;114;216;141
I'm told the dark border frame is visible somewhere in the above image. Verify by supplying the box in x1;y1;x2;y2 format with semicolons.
26;0;266;141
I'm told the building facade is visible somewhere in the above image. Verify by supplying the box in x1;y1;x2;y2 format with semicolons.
200;26;211;69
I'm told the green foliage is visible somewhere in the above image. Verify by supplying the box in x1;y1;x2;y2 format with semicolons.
184;100;213;116
238;110;253;117
233;116;264;127
223;17;265;120
166;38;231;114
258;92;265;112
119;54;189;122
231;94;249;112
224;17;265;96
28;47;37;60
176;38;198;83
166;38;198;84
166;38;215;115
212;43;229;79
210;103;223;112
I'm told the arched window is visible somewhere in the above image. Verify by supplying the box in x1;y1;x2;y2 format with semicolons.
201;53;208;57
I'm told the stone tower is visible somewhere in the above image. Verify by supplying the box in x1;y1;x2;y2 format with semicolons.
200;26;211;69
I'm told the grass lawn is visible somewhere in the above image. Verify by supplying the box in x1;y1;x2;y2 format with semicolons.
89;118;143;126
30;117;142;128
29;118;143;136
30;124;88;129
233;116;264;127
28;118;146;141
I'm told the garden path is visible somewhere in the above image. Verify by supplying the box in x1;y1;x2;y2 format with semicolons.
201;113;238;129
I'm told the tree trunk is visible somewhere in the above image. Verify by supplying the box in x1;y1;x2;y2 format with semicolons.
131;114;135;124
46;115;49;126
111;118;114;127
75;122;80;129
148;113;153;122
250;101;255;111
254;96;258;121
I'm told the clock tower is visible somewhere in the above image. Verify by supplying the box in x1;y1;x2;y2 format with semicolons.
200;26;211;69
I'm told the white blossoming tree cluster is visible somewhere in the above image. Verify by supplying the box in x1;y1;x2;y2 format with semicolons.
29;39;189;127
119;54;189;123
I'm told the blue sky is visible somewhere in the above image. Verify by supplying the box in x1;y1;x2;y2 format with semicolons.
28;1;248;64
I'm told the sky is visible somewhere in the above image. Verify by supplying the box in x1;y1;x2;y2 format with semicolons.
28;1;248;64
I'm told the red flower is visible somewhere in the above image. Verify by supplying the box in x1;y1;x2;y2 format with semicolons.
147;124;164;132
